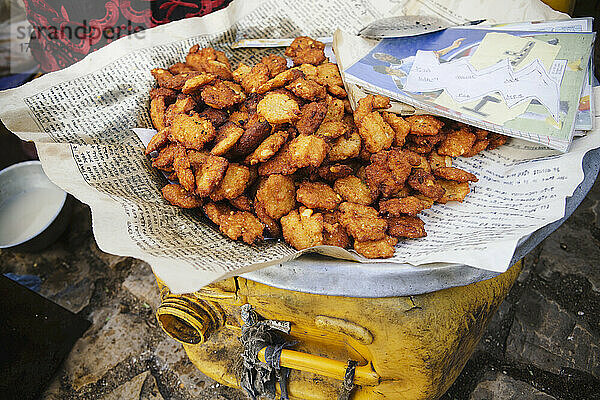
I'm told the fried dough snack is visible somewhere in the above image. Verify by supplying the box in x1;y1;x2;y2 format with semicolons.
285;36;326;66
339;202;388;242
354;235;397;259
281;208;324;249
296;181;342;211
255;174;296;220
333;176;374;206
257;92;301;124
322;211;350;248
387;215;426;239
147;39;508;258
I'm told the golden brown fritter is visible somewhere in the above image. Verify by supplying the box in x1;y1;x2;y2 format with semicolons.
357;112;395;153
462;139;489;157
323;97;345;121
198;107;228;128
427;152;452;170
210;163;251;201
256;69;304;94
437;180;470;203
286;78;326;101
219;211;264;244
160;71;204;91
338;202;387;242
296;181;341;211
229;195;254;212
145;129;169;155
254;200;282;238
228;110;249;126
354;235;397;258
203;201;231;225
405;140;434;154
387;215;426;238
409;152;431;173
317;163;353;182
315;63;343;87
150;97;167;131
312;63;345;96
333;176;374;205
187;149;209;170
474;128;488;140
354;94;390;126
437;128;476;157
169;113;216;150
325;83;348;98
232;119;272;156
285;36;326;66
201;80;245;109
433;167;478;183
487;133;509;150
232;63;252;83
405;115;444;136
162;184;203;209
294;63;318;80
261;54;288;78
243;112;263;129
169;62;196;75
173;145;195;192
382;112;411;146
296;102;327;136
407;169;445;200
186;46;232;80
255;174;296;219
365;148;414;197
408;131;446;146
281;208;324;250
394;184;412;198
239;62;270;93
379;196;427;217
181;73;217;94
322;211;350;248
150;87;177;102
211;122;245;156
315;120;347;140
414;194;435;209
151;68;174;87
289;134;328;168
195;155;228;197
230;119;272;157
256;92;301;124
244;130;289;165
152;143;178;171
164;96;196;126
258;142;299;176
328;131;361;162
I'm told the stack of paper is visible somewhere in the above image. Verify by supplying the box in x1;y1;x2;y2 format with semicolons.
340;18;596;152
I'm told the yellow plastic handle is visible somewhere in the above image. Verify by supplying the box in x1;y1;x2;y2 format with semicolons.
257;347;380;386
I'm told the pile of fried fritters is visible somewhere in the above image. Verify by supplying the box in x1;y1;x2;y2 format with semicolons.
145;36;507;259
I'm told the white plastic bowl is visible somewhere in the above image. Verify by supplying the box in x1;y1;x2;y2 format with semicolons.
0;161;72;252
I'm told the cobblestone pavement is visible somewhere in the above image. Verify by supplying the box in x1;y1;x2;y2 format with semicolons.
1;175;599;400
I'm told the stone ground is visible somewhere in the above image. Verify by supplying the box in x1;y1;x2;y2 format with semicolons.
0;175;598;400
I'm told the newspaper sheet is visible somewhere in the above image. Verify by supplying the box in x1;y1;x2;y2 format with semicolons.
0;0;598;294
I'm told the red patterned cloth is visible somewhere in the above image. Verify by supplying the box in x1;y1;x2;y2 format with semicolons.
22;0;231;72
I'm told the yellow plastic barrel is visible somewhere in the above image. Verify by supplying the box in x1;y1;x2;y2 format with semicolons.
155;261;521;400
